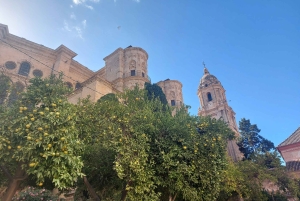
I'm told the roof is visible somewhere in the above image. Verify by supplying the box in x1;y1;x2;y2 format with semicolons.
199;67;220;88
278;127;300;147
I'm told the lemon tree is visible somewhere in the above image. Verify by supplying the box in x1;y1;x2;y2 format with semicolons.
0;74;84;201
74;87;235;201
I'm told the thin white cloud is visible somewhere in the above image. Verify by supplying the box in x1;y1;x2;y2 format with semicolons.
73;0;86;4
82;20;87;28
85;5;94;10
114;0;140;2
70;13;76;20
74;26;83;39
63;21;72;32
62;19;87;39
72;0;99;6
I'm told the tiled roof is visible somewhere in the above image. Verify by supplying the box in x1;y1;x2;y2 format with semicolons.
278;127;300;147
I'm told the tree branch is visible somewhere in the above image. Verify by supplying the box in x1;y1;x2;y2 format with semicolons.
0;165;13;180
83;176;100;201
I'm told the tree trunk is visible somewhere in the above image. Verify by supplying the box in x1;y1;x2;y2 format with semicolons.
169;193;177;201
120;181;130;201
2;163;26;201
83;176;100;201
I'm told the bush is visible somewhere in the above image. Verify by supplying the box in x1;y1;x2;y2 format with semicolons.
12;186;58;201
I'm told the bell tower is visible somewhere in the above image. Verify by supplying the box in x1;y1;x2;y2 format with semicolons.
197;66;242;161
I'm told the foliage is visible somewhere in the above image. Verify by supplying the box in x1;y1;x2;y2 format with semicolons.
219;118;299;201
217;159;248;201
144;82;168;105
12;186;58;201
0;74;85;194
74;145;122;201
237;118;275;160
75;87;235;201
0;74;11;104
262;191;288;201
97;93;118;103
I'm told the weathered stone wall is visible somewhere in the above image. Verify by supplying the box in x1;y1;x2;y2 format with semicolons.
0;23;93;91
157;79;183;107
0;23;183;107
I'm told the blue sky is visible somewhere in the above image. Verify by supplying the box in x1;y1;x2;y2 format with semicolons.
0;0;299;147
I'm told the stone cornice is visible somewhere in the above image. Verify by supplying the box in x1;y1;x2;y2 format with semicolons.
123;76;149;83
0;23;9;38
69;60;94;79
103;48;123;61
124;47;149;60
94;67;106;77
5;34;56;58
54;45;77;58
277;141;300;153
157;79;183;88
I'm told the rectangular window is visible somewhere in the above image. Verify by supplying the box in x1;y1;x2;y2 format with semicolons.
142;72;145;77
171;100;175;106
131;70;135;76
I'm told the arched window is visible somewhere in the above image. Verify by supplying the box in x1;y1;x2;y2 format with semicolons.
207;92;212;102
171;100;176;106
131;70;136;76
18;62;31;76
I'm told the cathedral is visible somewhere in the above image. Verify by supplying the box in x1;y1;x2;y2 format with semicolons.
0;23;241;161
0;23;183;107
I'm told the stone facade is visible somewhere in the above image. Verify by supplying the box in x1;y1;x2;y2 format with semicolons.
0;23;182;106
197;67;242;161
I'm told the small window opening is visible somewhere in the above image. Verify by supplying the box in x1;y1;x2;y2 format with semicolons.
75;82;82;89
207;92;212;102
142;72;145;77
205;84;208;87
171;100;176;106
131;70;135;76
18;62;31;76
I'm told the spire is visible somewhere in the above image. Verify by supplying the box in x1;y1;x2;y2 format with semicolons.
204;67;209;75
203;62;209;75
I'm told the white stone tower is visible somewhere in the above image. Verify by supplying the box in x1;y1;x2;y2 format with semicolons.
197;67;241;161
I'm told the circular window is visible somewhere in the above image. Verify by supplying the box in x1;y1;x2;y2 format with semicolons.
65;82;73;89
32;69;43;77
5;61;16;70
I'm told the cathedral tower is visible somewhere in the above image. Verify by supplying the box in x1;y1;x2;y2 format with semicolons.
197;67;241;161
157;79;183;108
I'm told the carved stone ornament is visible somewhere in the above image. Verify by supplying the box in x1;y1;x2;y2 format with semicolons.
141;62;146;70
170;91;175;99
129;60;136;69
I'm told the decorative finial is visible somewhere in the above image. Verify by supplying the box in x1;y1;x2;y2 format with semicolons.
202;61;206;68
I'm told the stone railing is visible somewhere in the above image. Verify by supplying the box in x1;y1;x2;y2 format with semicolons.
123;70;150;81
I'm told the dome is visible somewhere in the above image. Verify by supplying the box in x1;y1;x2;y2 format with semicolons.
199;68;220;88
